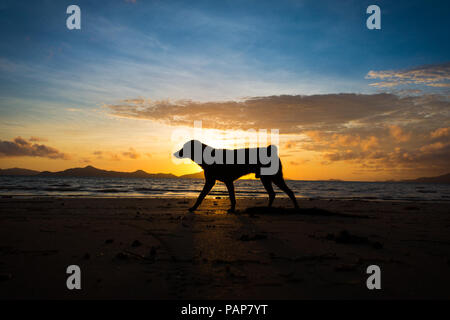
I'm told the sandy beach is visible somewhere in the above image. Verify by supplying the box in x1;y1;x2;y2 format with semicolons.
0;197;450;299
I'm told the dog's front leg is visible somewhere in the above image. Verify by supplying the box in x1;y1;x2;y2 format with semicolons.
225;181;236;213
189;179;215;212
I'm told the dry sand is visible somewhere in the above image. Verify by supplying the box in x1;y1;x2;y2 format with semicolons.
0;197;450;299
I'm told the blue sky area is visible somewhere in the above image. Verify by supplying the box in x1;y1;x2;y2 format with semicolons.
1;0;449;109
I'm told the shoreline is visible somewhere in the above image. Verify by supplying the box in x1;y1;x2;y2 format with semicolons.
2;195;450;203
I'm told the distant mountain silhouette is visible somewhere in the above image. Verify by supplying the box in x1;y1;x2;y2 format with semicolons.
400;173;450;184
36;165;177;179
0;165;201;179
179;171;204;179
0;168;40;176
2;166;447;183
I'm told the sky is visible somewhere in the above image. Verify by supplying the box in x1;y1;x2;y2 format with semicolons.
0;0;449;181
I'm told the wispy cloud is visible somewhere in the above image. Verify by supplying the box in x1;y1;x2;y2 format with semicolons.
105;93;449;133
29;136;48;142
122;147;140;159
91;148;140;161
366;62;450;89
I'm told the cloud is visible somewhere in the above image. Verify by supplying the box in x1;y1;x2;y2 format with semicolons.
0;137;69;159
122;147;140;159
329;133;361;148
324;150;360;161
91;148;140;161
29;136;48;142
284;140;301;150
105;93;450;175
302;119;450;175
430;127;450;140
389;125;411;143
290;159;309;166
366;62;450;89
419;142;448;153
361;136;379;151
93;151;120;161
93;150;103;158
320;126;450;173
106;93;449;133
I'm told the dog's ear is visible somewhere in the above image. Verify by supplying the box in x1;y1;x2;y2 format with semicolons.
190;140;195;159
267;144;278;157
187;140;198;161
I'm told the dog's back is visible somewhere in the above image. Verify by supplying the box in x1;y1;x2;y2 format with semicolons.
199;145;281;181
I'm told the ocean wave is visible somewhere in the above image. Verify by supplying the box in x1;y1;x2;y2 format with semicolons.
0;176;449;201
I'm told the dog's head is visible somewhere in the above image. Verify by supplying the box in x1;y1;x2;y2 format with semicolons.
173;140;204;162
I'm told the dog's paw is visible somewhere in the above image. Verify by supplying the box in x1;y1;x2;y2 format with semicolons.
188;207;196;212
227;208;236;213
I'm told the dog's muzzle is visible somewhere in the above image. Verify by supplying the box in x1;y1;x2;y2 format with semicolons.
173;149;184;158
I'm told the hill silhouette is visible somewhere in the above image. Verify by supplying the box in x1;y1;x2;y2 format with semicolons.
1;166;449;183
36;165;177;179
178;171;204;179
0;168;40;176
400;173;450;184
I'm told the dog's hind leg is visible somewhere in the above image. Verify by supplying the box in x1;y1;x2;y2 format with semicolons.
189;178;215;212
272;175;299;209
260;176;275;207
225;181;236;213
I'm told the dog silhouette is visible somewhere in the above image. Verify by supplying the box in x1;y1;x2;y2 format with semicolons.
174;140;299;212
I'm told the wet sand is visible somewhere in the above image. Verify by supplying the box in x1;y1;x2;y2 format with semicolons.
0;197;450;299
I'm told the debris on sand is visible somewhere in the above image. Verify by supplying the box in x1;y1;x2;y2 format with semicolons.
239;233;268;241
334;264;359;272
131;240;142;247
227;267;247;279
326;230;383;249
372;241;384;249
116;252;129;260
278;271;303;282
212;258;266;266
270;253;339;262
244;206;371;219
0;273;12;281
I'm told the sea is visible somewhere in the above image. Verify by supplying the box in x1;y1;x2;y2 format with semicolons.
0;176;449;201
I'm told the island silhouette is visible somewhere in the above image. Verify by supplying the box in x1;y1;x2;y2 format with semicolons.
1;165;449;183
